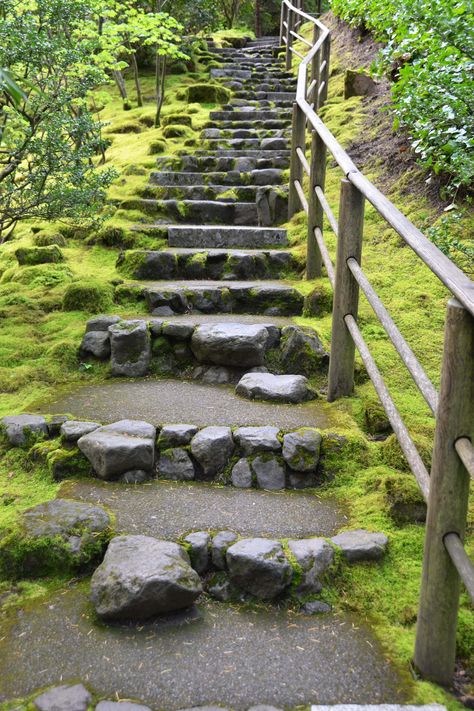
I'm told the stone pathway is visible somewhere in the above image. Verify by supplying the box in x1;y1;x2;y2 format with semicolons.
0;37;423;710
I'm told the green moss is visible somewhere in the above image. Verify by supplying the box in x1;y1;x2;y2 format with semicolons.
185;84;231;104
2;264;73;288
46;446;91;481
113;283;145;307
15;246;64;266
162;124;192;139
162;114;192;128
148;139;167;155
115;250;148;279
32;231;67;247
62;281;114;312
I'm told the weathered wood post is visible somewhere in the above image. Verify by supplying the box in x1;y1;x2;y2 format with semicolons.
306;130;326;278
327;179;365;400
285;5;293;70
288;102;307;218
317;35;330;110
279;1;285;46
311;24;321;108
414;298;474;685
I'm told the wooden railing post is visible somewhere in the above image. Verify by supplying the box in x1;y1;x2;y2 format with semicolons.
285;5;293;70
279;2;285;46
288;102;306;218
311;24;321;106
327;179;365;401
318;34;330;110
414;299;474;685
306;129;326;278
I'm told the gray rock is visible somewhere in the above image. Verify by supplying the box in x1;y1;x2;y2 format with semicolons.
157;424;198;448
331;529;389;562
234;426;281;455
206;572;236;602
151;305;176;317
280;326;328;376
80;331;111;359
78;419;156;480
149;318;164;337
177;707;230;711
287;470;317;489
118;469;150;484
250;168;283;185
236;373;316;404
256;186;288;226
231;458;253;488
46;415;69;438
300;600;332;615
1;414;48;446
184;531;211;574
23;499;111;547
248;707;285;711
344;69;379;99
109;320;151;377
191;323;269;368
60;420;100;443
311;707;446;711
86;315;121;332
226;538;292;599
34;684;92;711
162;322;195;340
90;535;202;620
200;365;234;385
191;426;234;479
96;702;151;711
261;137;287;151
288;538;334;594
212;530;238;569
157;447;195;481
282;428;322;472
252;455;286;490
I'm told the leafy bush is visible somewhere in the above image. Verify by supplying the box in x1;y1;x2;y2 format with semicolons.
331;0;474;191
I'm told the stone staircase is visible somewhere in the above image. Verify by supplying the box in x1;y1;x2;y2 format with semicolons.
0;37;444;711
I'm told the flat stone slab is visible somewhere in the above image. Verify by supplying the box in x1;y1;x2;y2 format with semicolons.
191;323;269;367
167;225;287;249
0;588;410;709
236;373;316;404
60;478;346;539
41;378;331;429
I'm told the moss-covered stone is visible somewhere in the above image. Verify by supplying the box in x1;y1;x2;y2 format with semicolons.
62;281;114;312
113;283;145;306
185;84;231;104
32;231;67;247
15;245;64;266
162;115;192;129
364;399;392;435
162;124;192;139
148;139;167;155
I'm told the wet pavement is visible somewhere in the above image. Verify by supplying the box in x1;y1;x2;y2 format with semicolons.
42;378;331;429
0;587;409;709
60;479;347;539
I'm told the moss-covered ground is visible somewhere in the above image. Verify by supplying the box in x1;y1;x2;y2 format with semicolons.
0;20;472;710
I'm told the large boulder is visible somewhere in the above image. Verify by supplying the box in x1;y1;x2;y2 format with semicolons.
109;320;151;377
79;331;111;360
282;428;322;472
78;420;156;480
331;529;388;562
157;447;195;481
236;373;316;404
190;426;234;479
287;537;334;594
191;323;269;368
234;426;281;455
280;326;328;376
1;414;48;446
251;455;286;490
34;684;91;711
0;499;112;578
226;538;293;599
90;535;202;620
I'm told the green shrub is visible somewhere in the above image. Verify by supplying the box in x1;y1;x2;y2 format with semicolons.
162;124;192;139
331;0;474;190
32;231;67;247
148;139;167;155
62;281;113;312
185;84;231;104
168;60;188;74
15;245;64;266
93;225;127;247
162;114;192;128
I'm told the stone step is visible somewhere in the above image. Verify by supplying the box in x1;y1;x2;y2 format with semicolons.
205;119;291;129
209;110;288;121
235;91;295;101
116;247;296;281
166;224;288;248
141;183;287;203
43;376;328;429
201;127;289;139
202;138;289;151
149;168;283;187
177;153;289;171
192;148;290;157
142;281;304;316
121;199;259;226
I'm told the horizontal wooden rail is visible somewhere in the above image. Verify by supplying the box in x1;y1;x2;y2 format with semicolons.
444;533;474;604
294;180;309;213
314;227;335;287
314;186;338;235
344;313;431;501
290;29;313;47
455;437;474;481
347;257;439;414
296;146;310;176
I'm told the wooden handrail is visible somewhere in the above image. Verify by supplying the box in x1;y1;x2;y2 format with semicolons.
280;0;474;687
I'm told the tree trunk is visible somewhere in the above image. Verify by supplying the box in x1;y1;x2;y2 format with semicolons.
131;52;143;107
255;0;262;37
113;69;129;108
155;54;167;127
